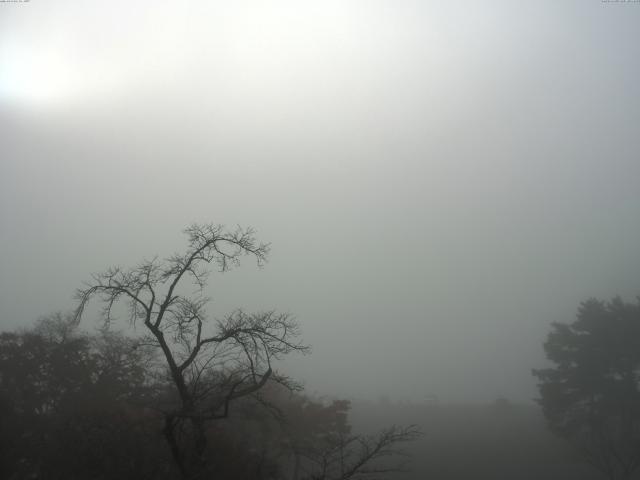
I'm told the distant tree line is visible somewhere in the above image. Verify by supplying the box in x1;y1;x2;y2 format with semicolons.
0;314;418;480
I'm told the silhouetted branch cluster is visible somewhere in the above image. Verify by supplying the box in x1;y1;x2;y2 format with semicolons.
299;425;422;480
72;223;307;478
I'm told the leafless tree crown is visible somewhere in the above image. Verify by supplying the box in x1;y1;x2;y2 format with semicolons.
73;223;309;476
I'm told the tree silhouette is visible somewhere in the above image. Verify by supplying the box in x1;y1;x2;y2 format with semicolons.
74;223;310;478
267;390;421;480
0;313;165;479
533;297;640;480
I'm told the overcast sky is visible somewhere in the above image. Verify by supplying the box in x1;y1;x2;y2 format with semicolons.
1;0;640;404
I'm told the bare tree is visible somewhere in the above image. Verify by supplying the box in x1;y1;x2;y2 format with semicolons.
299;425;422;480
74;223;309;478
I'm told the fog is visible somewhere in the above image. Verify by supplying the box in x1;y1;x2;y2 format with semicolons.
1;0;640;407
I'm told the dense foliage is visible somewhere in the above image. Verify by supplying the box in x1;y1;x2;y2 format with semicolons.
0;314;169;479
533;297;640;480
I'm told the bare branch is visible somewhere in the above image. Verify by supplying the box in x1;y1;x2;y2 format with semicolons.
299;425;422;480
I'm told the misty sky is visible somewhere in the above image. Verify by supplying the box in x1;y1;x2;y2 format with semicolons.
1;0;640;404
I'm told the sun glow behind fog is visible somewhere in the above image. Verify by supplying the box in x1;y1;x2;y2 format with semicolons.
0;45;123;106
0;2;181;107
0;1;449;111
0;45;72;105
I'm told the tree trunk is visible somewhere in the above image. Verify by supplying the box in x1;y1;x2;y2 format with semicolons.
163;415;187;478
191;416;208;474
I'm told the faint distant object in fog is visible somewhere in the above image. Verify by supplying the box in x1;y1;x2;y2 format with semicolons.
424;394;439;406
